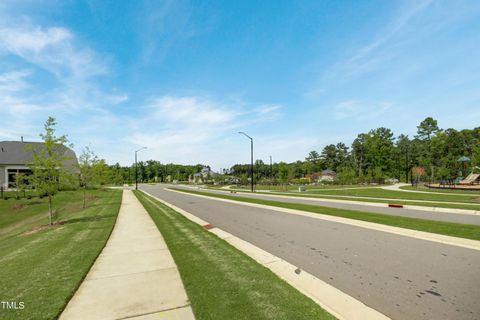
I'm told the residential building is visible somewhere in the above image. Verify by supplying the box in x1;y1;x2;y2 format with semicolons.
319;169;337;182
0;140;79;190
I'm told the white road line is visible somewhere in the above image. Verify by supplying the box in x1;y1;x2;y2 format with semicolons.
140;189;391;320
167;188;480;251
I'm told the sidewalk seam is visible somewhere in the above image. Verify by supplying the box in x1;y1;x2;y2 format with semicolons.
118;304;192;320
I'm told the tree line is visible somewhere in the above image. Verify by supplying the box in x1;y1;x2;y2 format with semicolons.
231;117;480;184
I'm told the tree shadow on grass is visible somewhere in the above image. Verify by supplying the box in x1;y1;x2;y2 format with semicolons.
83;202;121;208
61;214;116;225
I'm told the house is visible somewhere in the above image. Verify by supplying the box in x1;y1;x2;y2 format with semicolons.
305;172;321;183
319;169;337;182
0;140;79;190
188;166;219;184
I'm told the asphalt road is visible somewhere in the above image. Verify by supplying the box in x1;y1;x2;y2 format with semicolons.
181;186;480;226
140;184;480;320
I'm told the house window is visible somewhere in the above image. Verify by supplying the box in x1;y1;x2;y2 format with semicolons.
7;169;33;188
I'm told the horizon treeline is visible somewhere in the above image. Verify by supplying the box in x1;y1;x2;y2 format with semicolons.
231;117;480;184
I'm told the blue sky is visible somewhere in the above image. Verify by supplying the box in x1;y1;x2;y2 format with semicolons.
0;0;479;170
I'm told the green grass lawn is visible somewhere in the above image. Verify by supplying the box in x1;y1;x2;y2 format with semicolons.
400;185;480;194
170;188;480;241
134;190;335;320
0;189;122;320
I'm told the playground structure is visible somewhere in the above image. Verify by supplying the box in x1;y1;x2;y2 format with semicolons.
425;157;480;191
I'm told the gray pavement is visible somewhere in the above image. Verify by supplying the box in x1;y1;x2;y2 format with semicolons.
186;186;480;225
141;184;480;320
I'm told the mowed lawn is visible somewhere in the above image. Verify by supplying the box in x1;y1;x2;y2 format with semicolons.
134;191;335;320
0;189;122;320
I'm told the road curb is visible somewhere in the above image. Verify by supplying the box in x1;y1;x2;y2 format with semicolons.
139;189;391;320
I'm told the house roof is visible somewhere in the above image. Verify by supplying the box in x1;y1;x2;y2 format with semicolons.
0;141;78;170
321;169;336;175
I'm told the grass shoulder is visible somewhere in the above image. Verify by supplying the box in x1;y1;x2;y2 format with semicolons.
134;190;335;320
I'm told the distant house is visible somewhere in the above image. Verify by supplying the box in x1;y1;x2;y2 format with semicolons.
305;170;337;183
0;140;78;190
319;169;337;182
188;167;219;184
305;172;321;183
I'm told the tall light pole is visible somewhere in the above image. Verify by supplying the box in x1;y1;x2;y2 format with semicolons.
238;132;254;192
135;147;147;190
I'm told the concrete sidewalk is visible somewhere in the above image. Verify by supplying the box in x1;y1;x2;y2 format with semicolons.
60;189;194;320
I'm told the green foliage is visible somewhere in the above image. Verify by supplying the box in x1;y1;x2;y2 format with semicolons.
27;117;75;225
231;117;479;185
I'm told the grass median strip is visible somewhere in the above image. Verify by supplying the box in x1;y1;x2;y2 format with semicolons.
221;188;480;211
264;192;480;211
305;187;479;202
134;190;335;320
0;189;122;320
170;188;480;241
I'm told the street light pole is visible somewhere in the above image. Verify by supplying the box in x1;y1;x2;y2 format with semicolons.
135;147;147;190
238;132;254;192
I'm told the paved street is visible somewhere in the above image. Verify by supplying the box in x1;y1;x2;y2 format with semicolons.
184;186;480;225
141;184;480;320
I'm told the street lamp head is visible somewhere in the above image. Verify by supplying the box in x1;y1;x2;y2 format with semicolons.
238;131;252;140
135;146;147;153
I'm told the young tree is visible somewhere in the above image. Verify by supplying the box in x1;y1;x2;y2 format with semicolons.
28;117;72;225
78;146;99;208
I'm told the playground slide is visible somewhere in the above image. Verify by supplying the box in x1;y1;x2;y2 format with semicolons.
459;173;480;184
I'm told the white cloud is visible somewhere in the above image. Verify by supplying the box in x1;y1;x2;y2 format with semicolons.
333;100;392;120
149;96;236;126
0;24;107;80
0;69;31;91
0;26;71;53
112;95;286;168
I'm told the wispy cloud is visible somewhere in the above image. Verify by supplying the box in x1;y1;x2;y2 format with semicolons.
118;95;284;166
310;0;434;94
0;24;107;80
0;69;31;91
148;96;236;126
333;100;392;120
